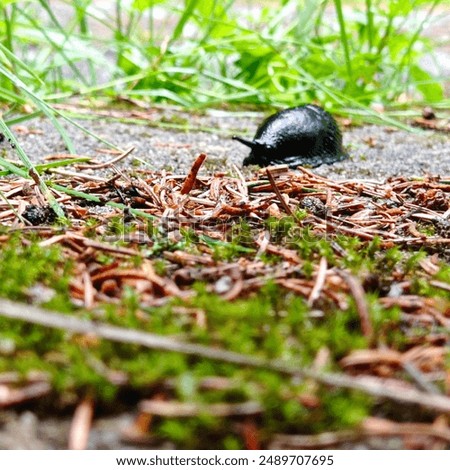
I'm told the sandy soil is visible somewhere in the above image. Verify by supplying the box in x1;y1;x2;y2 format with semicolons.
3;109;449;181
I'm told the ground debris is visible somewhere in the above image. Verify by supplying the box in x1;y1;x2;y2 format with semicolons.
0;164;449;449
0;164;449;321
270;417;450;450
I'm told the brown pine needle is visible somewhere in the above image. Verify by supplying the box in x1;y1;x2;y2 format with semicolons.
180;153;207;195
68;395;94;450
339;269;374;339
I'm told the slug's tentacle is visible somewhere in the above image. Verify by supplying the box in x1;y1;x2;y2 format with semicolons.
232;136;257;149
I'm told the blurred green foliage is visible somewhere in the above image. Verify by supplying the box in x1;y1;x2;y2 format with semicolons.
0;0;447;113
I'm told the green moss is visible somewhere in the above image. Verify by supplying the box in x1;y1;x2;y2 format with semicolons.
0;233;72;310
321;390;372;430
0;222;448;447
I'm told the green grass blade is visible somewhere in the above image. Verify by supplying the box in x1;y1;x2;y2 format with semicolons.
0;85;28;104
0;119;65;218
49;109;123;151
365;0;374;50
48;182;156;221
35;157;92;172
0;63;76;153
170;0;200;46
333;0;353;81
0;155;29;178
29;0;89;86
4;111;43;126
0;189;28;224
0;43;45;86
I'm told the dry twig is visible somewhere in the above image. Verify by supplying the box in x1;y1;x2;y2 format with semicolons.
1;298;450;413
68;395;94;450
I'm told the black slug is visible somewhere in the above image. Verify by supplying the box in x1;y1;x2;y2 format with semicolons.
233;104;347;169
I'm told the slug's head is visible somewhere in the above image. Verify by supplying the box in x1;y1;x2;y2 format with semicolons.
232;135;273;167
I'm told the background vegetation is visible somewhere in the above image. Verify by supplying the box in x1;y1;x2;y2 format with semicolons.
0;0;448;124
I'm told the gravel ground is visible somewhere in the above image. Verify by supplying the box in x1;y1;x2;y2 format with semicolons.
0;109;449;450
3;108;449;180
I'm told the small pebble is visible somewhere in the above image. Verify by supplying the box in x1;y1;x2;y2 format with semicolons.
214;276;233;294
422;106;436;120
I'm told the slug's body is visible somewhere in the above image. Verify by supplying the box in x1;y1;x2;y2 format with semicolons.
233;104;346;169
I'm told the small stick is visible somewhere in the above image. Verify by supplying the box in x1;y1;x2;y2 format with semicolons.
232;163;249;201
2;298;450;413
49;169;107;182
68;395;94;450
266;168;294;216
308;257;328;307
429;280;450;292
180;153;207;195
270;417;450;449
82;271;95;310
402;361;442;395
139;400;262;418
338;269;373;339
78;147;135;170
0;382;51;407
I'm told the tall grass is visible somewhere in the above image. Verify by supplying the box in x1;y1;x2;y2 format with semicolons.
0;0;446;113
